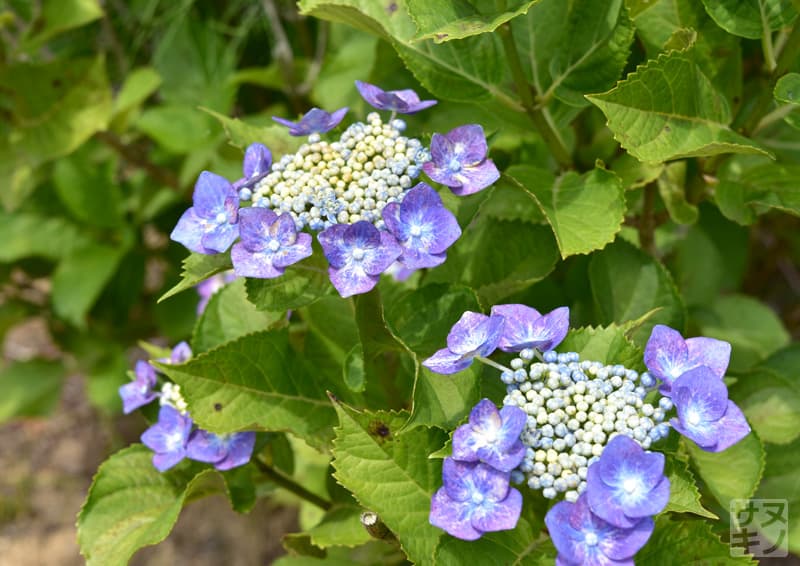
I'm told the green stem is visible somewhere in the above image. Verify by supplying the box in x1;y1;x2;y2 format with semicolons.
760;7;777;72
253;458;332;510
496;21;573;169
638;182;656;256
475;355;512;374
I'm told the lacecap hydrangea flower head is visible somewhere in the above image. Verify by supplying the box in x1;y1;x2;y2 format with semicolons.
425;305;751;564
170;82;500;298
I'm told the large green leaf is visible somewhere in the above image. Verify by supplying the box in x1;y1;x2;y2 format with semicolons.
700;0;797;39
330;402;447;564
0;213;89;262
686;432;765;509
136;104;217;154
112;67;162;118
693;294;790;372
557;324;643;369
774;72;800;104
406;365;483;431
657;161;698;224
156;330;337;448
756;439;800;554
407;0;539;43
0;360;64;423
192;279;284;353
663;456;717;518
638;515;756;565
506;165;625;258
245;251;334;312
159;253;233;303
78;445;218;566
298;0;417;41
52;151;123;228
21;0;103;49
589;239;686;345
716;163;800;223
513;0;634;106
202;108;302;156
306;505;373;548
587;52;770;162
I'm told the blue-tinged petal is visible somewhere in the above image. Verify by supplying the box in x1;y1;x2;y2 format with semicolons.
361;230;402;276
186;430;227;463
469;398;503;434
446;312;491;355
451;158;500;196
171;207;209;254
477;440;525;473
152;450;186;472
380;201;406;241
587;464;637;529
478;314;505;357
709;401;751;452
215;432;256;470
446;124;489;165
441;458;476;501
232;242;284;279
644;325;689;388
470;462;511;502
429;487;482;540
598;516;654;561
318;224;349;268
238;207;278;252
685;337;731;379
355;80;387;109
531;306;570;352
497;405;527;450
273;213;300;246
422;347;472;374
170;342;192;364
119;381;157;414
428;132;455;170
399;247;447;270
327;106;349;129
347;220;383;249
273;233;313;269
471;487;522;533
272;115;300;132
672;367;729;422
242;143;272;179
491;304;542;352
193;171;234;217
201;220;239;254
546;500;587;565
328;264;378;298
451;423;481;462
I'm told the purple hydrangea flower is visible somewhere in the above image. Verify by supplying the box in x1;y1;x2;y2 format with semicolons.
670;367;751;452
422;125;500;196
119;361;158;414
232;143;272;192
318;220;402;297
141;405;194;472
231;208;313;279
644;325;731;395
585;435;670;529
196;271;237;314
272;107;349;136
423;311;505;375
452;399;526;472
186;430;257;471
429;458;522;541
381;183;461;269
490;304;570;353
546;493;654;566
159;341;192;365
171;171;240;254
355;80;437;114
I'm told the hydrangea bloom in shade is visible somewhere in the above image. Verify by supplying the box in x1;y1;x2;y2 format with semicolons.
644;325;731;395
423;125;500;196
167;341;192;364
381;183;461;268
186;430;257;471
318;220;401;297
452;399;526;472
273;107;349;136
231;208;313;278
429;458;522;541
670;366;751;452
171;172;240;254
119;361;158;414
585;435;670;528
141;405;194;471
232;143;272;191
423;312;505;374
546;493;654;566
355;80;437;114
490;304;570;353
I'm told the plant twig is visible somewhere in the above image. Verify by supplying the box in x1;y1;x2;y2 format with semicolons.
253;458;333;510
262;0;303;114
496;22;573;169
638;182;657;256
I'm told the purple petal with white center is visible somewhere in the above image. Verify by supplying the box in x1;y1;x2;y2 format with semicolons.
232;242;284;279
497;405;527;451
327;264;379;298
429;487;483;541
238;207;279;252
193;171;234;217
242;143;272;179
215;432;256;470
470;487;522;533
446;124;489;165
272;213;300;246
546;500;589;565
685;337;731;379
152;451;186;472
186;429;228;463
672;367;730;422
272;233;313;269
422;347;473;374
450;159;501;196
446;311;504;357
709;402;751;452
644;325;690;388
141;405;193;471
171;208;210;254
119;360;158;414
441;458;477;502
318;224;349;268
170;342;192;364
469;398;503;436
200;219;239;253
361;230;402;276
595;435;664;491
491;305;570;353
428;133;455;169
453;400;525;470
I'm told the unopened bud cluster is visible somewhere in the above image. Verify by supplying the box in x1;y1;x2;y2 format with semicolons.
159;382;189;414
502;350;671;503
250;113;428;231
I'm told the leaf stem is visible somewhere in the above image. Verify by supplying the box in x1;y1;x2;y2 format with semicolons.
253;458;332;510
496;22;573;169
475;355;512;374
638;182;656;256
760;8;777;72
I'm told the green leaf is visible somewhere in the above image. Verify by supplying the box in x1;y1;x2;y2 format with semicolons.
0;360;64;423
51;243;127;328
700;0;797;39
159;253;233;303
657;161;698;224
307;505;372;548
52;151;123;228
21;0;103;49
112;67;162;117
775;72;800;104
638;515;756;565
587;52;771;162
479;175;546;223
426;216;559;305
298;0;417;41
663;456;718;518
610;152;664;190
136;104;216;154
0;212;89;262
192;279;284;353
558;324;643;368
506;165;626;258
589;239;686;345
405;365;482;431
312;29;378;109
716;163;800;222
202;108;302;156
730;346;800;444
156;330;337;448
78;445;219;566
343;344;366;393
693;294;790;372
756;438;800;554
245;252;333;312
221;464;258;514
330;401;447;564
407;0;539;43
686;432;765;509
